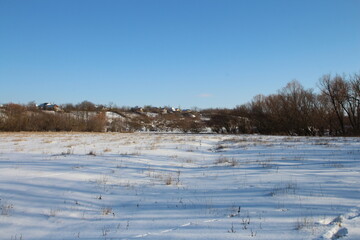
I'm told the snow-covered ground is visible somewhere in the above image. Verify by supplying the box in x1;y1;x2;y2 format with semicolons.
0;133;359;240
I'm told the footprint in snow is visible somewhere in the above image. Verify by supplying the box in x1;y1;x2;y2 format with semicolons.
320;212;353;240
332;228;348;239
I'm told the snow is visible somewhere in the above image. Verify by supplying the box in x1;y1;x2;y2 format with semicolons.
0;133;359;240
105;112;126;120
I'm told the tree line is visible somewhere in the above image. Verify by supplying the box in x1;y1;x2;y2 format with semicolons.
0;103;106;132
0;73;359;136
206;73;360;136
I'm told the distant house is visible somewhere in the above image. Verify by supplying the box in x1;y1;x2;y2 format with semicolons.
160;108;168;114
171;107;181;112
37;103;61;111
131;106;144;113
182;109;192;113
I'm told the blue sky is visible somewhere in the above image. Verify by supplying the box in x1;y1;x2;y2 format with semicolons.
1;0;359;109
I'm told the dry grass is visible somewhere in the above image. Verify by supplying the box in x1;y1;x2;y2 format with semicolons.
0;201;14;216
214;156;238;167
101;207;113;216
295;217;315;231
87;150;97;156
103;148;112;153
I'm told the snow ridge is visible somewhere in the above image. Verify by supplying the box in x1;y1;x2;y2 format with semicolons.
316;207;360;240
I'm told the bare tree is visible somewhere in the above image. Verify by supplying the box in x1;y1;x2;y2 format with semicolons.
348;73;360;134
278;80;317;135
76;101;96;111
319;73;360;135
319;74;347;134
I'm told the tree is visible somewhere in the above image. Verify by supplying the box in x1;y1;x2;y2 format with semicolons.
348;73;360;134
278;80;317;135
76;101;96;111
319;73;360;135
319;74;347;134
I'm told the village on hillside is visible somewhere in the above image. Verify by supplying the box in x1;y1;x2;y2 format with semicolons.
0;101;253;134
1;74;360;137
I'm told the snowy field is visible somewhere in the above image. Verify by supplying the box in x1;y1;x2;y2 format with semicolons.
0;132;359;240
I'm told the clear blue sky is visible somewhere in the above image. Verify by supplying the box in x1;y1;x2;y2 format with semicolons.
1;0;359;109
